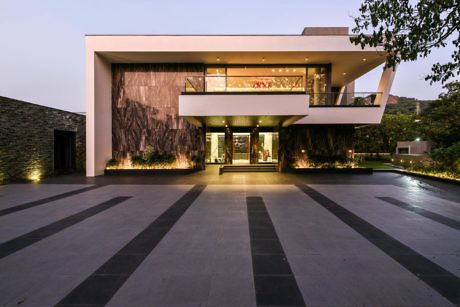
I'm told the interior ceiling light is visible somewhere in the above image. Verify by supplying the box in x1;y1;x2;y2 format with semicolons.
293;69;297;72
362;58;367;62
342;72;347;76
271;69;275;72
262;57;265;62
216;57;220;62
304;57;309;61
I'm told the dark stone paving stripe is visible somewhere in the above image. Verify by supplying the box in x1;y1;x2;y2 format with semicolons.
55;185;206;307
246;196;306;307
0;185;107;217
296;184;460;306
377;196;460;231
0;196;131;259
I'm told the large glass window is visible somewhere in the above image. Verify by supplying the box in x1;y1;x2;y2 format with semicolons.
258;132;279;163
233;133;250;164
206;132;225;163
205;66;306;92
306;66;328;105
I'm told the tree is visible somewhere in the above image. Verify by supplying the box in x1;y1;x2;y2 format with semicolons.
350;0;460;83
355;113;420;153
421;81;460;147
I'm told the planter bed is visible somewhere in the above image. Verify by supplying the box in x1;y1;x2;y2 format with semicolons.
285;168;373;174
374;169;460;185
104;168;200;175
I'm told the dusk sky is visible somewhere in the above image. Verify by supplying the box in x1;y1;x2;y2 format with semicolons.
0;0;456;112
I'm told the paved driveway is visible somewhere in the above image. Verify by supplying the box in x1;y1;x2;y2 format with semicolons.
0;172;459;306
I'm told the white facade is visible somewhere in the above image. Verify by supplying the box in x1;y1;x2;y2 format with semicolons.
85;30;396;176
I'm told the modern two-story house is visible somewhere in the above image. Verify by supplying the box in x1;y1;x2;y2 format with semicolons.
85;27;396;176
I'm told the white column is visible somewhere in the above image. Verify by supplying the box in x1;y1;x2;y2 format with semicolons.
86;51;112;176
375;65;397;108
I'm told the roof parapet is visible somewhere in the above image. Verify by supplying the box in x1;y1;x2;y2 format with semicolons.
302;27;349;36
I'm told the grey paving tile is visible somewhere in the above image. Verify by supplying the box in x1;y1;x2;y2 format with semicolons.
0;184;92;210
0;185;192;307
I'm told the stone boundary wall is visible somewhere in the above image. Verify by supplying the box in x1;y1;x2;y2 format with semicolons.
0;96;85;183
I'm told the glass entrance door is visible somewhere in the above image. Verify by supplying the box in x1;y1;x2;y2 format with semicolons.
233;133;250;164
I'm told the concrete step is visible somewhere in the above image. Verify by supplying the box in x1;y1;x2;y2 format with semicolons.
219;164;278;174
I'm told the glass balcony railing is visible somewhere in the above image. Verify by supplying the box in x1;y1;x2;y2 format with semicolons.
185;75;305;93
309;92;383;106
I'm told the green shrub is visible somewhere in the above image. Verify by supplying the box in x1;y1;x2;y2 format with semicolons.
131;154;145;166
106;159;119;168
431;142;460;171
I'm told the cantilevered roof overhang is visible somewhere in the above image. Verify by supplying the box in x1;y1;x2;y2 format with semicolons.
178;93;309;127
87;35;387;87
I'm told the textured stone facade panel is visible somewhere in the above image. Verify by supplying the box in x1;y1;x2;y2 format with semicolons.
111;64;206;168
0;97;85;183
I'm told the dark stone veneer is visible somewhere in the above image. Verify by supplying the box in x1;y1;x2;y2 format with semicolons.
0;96;85;183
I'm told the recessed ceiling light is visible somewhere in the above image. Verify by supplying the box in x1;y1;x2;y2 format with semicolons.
271;69;275;72
262;57;265;62
342;72;347;76
293;69;297;72
279;69;282;72
304;57;309;61
216;57;220;62
362;58;367;62
286;69;290;72
259;120;262;123
222;120;225;123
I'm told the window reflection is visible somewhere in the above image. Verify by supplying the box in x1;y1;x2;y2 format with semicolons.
205;66;306;92
258;132;279;163
206;132;225;163
306;67;328;105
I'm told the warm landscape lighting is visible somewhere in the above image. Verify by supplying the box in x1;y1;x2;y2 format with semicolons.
415;137;421;141
28;170;41;182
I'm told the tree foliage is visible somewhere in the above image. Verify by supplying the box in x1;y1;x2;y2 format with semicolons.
350;0;460;83
355;113;420;153
355;81;460;153
420;81;460;147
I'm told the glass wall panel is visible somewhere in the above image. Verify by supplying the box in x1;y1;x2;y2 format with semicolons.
206;67;226;92
205;132;225;163
233;133;250;164
307;67;328;105
204;66;306;92
258;132;279;163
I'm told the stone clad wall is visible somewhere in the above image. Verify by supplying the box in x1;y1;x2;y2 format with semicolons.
112;63;206;168
279;124;355;169
0;97;85;183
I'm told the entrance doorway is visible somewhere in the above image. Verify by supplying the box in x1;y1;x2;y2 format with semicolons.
233;132;250;164
54;130;76;172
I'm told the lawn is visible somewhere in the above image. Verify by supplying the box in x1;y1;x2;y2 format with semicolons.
358;160;395;169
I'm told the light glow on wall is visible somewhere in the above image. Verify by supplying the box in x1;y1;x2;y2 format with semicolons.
27;169;42;182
